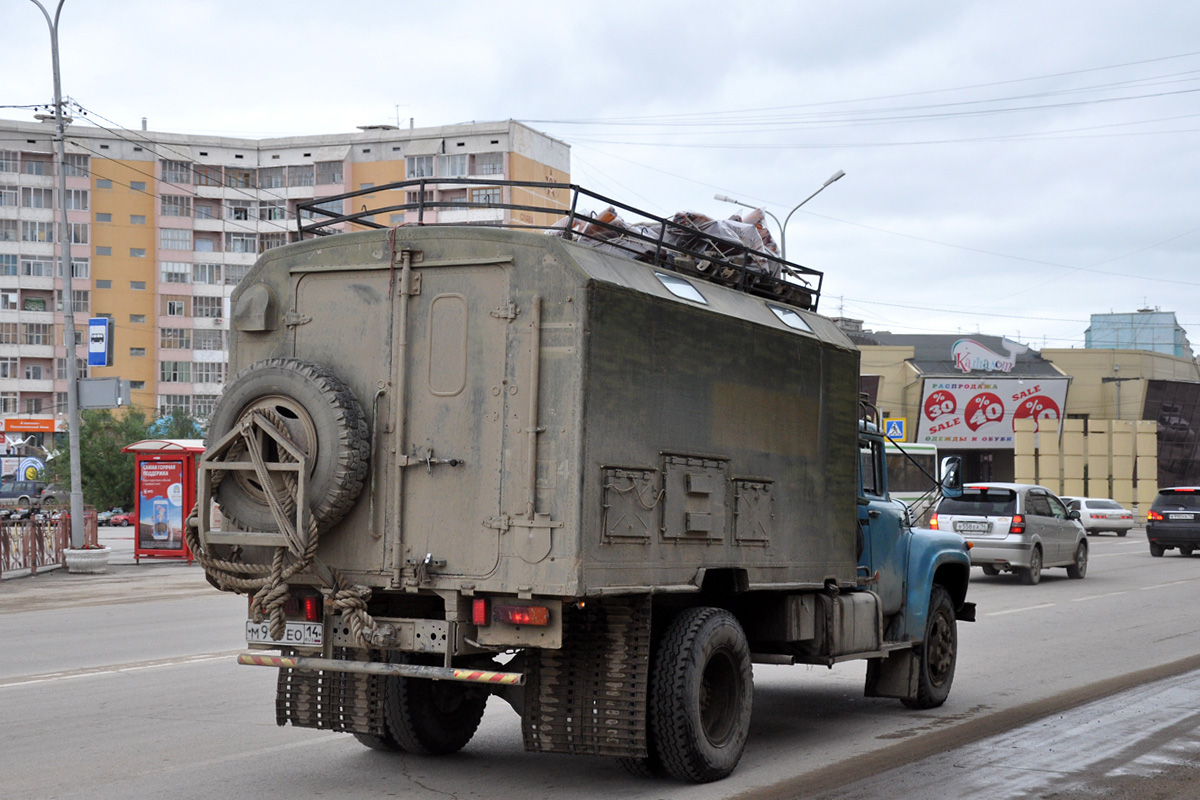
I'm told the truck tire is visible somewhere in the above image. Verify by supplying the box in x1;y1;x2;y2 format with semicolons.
1019;546;1043;585
206;358;369;534
649;607;753;783
383;666;488;756
353;730;403;752
1067;542;1088;579
902;584;957;710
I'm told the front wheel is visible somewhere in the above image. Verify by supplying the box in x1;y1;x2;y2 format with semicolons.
902;585;957;709
1067;542;1088;579
649;607;753;783
1020;546;1043;585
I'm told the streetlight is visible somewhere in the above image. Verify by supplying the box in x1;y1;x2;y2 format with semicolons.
715;169;845;263
29;0;85;549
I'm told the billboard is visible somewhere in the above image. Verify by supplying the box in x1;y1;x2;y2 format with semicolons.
137;459;185;551
916;377;1070;449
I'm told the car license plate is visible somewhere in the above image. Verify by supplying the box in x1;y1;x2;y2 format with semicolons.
1168;513;1195;521
245;620;323;647
956;521;989;533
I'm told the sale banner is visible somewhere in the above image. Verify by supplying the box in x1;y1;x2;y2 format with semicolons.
916;377;1070;449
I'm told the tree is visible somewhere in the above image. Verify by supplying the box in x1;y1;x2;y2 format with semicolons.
149;407;206;440
45;408;151;510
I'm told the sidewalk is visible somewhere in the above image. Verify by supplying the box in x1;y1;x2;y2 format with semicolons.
0;525;213;614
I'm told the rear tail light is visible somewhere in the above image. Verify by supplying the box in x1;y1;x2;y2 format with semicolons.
1148;510;1163;521
303;595;322;622
1010;514;1026;534
929;514;939;530
472;598;490;626
471;599;551;627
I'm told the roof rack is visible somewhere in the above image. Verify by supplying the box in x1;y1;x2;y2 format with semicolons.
296;179;824;311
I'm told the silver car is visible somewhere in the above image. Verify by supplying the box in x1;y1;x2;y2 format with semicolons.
932;483;1088;585
1060;497;1135;536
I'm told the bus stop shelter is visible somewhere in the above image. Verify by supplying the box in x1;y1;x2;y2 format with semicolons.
121;439;204;564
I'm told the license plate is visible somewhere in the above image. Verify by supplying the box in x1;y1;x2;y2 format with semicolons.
956;521;989;532
1168;513;1195;521
246;620;323;647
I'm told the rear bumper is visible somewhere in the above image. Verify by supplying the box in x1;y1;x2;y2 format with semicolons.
238;652;525;685
966;539;1034;568
1081;519;1134;533
1147;523;1200;547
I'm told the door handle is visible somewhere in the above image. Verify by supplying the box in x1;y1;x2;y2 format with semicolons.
868;509;881;519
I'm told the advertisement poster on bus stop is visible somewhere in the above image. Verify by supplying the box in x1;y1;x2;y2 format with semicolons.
137;459;185;551
916;377;1070;449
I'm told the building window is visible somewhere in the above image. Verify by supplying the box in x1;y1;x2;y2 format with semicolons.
21;221;54;243
0;323;17;344
471;187;501;204
21;259;51;277
56;357;85;380
0;185;15;206
193;263;221;285
193;329;224;351
161;262;191;284
0;254;16;276
259;201;286;221
315;161;343;185
69;223;89;244
405;190;431;206
0;392;15;413
95;178;112;189
193;296;223;318
67;258;89;279
130;214;146;225
259;232;287;252
130;380;145;390
161;194;192;217
25;398;42;414
259;166;284;188
406;155;434;178
96;212;112;223
130;280;146;290
226;168;255;188
130;347;146;357
95;245;112;256
166;299;187;316
160;228;192;251
23;158;48;176
194;202;218;220
25;364;43;380
194;236;216;252
96;279;112;289
225;264;250;285
0;357;15;377
63;154;88;177
475;152;503;175
23;323;52;345
389;213;405;225
226;232;257;253
0;151;17;172
438;154;468;178
160;328;191;349
287;164;314;187
130;314;145;324
65;189;89;210
0;220;15;242
193;394;218;418
130;248;146;258
194;164;223;186
56;289;89;313
159;362;191;383
158;394;192;415
227;200;254;221
161;160;192;184
130;181;146;192
194;362;225;383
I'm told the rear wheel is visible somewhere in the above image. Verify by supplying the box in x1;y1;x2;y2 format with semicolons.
980;565;1001;577
1020;546;1043;585
1067;542;1088;579
902;585;957;709
1150;542;1166;557
1181;546;1194;557
649;607;753;783
382;661;488;755
1117;530;1127;537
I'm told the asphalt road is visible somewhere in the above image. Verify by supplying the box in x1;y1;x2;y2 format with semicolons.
1;527;1198;799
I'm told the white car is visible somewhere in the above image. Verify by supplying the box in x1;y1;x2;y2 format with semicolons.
1060;497;1134;536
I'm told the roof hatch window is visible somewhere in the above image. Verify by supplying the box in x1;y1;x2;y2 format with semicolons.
655;272;707;305
768;303;813;332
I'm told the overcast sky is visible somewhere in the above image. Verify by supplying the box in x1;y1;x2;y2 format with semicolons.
4;1;1199;351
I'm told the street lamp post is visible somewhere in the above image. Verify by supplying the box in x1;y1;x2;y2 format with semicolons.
715;169;845;263
30;0;85;549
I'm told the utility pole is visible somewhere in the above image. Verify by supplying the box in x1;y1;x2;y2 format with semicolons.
30;0;85;548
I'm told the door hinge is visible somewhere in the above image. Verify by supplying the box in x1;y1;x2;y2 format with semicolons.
284;311;312;327
490;303;520;321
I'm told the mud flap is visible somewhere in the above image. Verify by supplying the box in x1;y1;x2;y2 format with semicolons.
864;651;919;700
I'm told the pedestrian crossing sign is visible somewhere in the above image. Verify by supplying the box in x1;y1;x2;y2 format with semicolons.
885;418;906;440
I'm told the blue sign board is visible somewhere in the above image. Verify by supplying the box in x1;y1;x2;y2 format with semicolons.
87;317;113;367
884;418;906;440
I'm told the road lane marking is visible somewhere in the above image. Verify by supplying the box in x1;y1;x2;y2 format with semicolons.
1071;591;1130;602
986;603;1055;617
0;649;243;689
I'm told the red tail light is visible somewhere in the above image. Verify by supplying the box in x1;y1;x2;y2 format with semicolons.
1010;514;1025;534
929;514;939;530
472;598;490;626
1148;510;1163;521
303;595;322;622
493;603;550;627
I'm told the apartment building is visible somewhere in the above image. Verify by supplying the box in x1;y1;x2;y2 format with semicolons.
0;118;570;443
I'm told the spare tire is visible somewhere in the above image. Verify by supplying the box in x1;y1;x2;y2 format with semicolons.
206;358;370;534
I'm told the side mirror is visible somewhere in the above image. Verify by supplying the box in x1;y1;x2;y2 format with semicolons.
1068;509;1081;521
940;456;963;498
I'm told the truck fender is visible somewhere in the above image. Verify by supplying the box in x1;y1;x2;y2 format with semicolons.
904;531;972;641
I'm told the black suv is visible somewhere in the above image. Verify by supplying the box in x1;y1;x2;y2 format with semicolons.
0;480;47;506
1146;487;1200;557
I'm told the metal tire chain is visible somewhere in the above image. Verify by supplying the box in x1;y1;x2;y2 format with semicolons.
183;405;378;644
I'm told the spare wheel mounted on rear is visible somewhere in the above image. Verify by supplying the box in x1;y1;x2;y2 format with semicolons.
206;358;370;534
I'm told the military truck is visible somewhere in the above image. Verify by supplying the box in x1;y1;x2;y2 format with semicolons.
192;181;974;783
